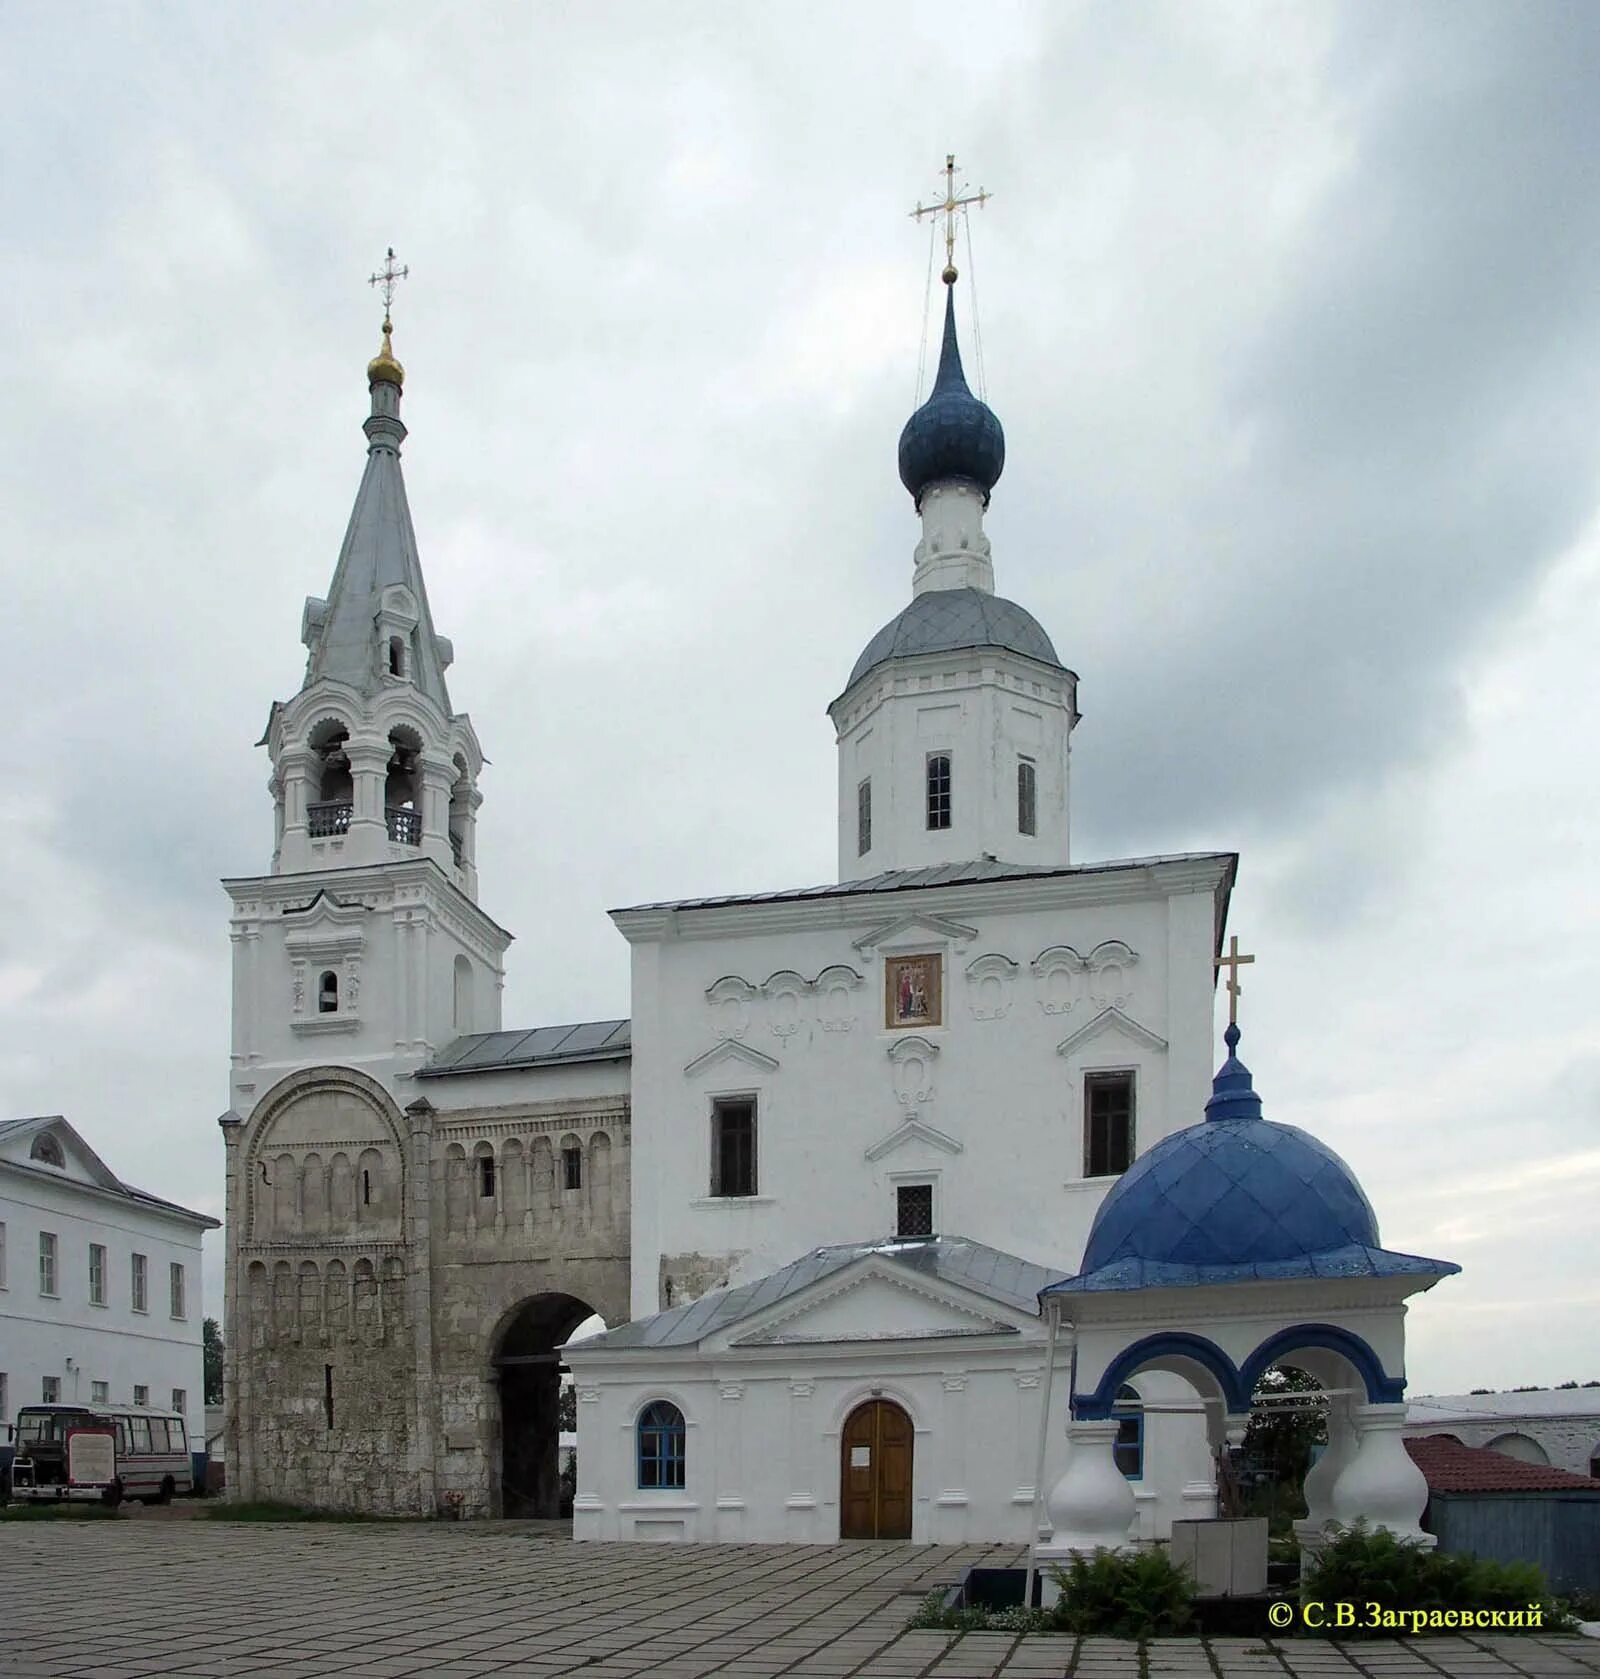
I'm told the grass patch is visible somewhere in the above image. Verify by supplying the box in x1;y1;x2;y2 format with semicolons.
1;1502;121;1520
202;1500;415;1522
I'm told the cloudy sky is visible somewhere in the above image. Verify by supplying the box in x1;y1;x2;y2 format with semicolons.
1;1;1595;1394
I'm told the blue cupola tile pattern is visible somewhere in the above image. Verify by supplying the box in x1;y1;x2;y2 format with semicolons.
1043;1024;1460;1296
897;285;1006;509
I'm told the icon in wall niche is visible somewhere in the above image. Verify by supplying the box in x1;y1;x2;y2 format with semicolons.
885;953;942;1029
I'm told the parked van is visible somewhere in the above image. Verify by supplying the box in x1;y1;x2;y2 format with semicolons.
8;1404;193;1506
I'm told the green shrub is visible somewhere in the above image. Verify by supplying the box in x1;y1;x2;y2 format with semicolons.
0;1502;121;1521
1300;1524;1575;1638
1047;1547;1195;1638
905;1592;1050;1633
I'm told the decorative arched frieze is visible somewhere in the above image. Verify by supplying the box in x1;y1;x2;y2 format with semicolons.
814;964;865;1033
705;975;756;1041
762;970;811;1039
886;1034;940;1106
1031;945;1085;1015
964;953;1018;1020
1086;940;1139;1009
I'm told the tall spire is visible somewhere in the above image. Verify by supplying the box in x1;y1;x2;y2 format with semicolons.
298;254;453;711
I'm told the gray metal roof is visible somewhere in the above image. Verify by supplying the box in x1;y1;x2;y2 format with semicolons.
615;852;1235;916
419;1018;631;1078
300;374;453;710
571;1236;1067;1352
844;588;1063;693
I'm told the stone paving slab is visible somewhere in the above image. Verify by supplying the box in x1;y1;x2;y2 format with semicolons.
2;1521;1598;1679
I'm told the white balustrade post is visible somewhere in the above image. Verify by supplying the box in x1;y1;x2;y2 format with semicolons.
1329;1402;1434;1547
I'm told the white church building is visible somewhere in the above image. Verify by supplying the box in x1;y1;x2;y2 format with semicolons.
221;257;1455;1549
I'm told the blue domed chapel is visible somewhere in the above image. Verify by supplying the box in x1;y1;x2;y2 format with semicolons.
1033;1026;1459;1570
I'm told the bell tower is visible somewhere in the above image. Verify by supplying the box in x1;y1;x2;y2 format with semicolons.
224;274;511;1114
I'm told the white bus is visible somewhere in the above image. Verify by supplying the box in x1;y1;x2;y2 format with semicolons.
8;1403;194;1506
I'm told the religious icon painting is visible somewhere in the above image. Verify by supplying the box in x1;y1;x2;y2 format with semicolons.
885;954;942;1029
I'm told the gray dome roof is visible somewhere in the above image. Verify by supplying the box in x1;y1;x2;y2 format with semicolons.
846;589;1062;690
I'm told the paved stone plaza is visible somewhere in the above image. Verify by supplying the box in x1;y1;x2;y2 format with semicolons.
1;1522;1597;1679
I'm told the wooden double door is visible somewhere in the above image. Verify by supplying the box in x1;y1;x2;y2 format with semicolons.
839;1399;914;1540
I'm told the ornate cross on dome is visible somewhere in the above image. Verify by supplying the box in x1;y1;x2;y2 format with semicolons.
367;246;409;323
911;154;990;285
1215;935;1256;1027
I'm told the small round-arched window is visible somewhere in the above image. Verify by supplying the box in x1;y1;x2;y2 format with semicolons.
1112;1383;1143;1480
318;970;339;1014
637;1400;686;1489
30;1132;66;1169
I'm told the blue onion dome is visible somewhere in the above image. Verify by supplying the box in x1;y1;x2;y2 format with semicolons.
1047;1025;1460;1293
844;588;1062;692
898;285;1005;508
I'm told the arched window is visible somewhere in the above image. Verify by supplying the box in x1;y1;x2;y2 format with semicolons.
637;1400;686;1489
317;970;339;1014
30;1133;65;1169
926;754;952;831
453;955;474;1032
1112;1384;1143;1480
387;635;407;678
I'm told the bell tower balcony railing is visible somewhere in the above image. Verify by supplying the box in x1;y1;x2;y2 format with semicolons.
307;801;353;838
385;806;421;845
304;801;421;845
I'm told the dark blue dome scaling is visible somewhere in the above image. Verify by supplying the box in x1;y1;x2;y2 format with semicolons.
1046;1026;1460;1295
898;287;1005;508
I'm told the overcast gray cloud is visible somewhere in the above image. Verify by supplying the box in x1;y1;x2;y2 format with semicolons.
1;0;1595;1390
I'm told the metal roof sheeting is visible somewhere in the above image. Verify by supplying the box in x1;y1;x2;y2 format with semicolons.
572;1236;1066;1352
616;852;1234;916
419;1018;631;1077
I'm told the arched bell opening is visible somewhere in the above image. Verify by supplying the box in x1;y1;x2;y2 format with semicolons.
307;719;352;835
384;724;423;844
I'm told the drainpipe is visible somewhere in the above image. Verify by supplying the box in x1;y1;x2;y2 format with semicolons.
1024;1297;1062;1608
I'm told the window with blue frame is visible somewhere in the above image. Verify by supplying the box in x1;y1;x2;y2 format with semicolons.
1112;1384;1143;1480
637;1400;686;1489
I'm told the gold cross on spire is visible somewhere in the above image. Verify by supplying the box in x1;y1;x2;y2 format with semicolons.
1214;935;1256;1027
367;246;409;326
911;154;991;285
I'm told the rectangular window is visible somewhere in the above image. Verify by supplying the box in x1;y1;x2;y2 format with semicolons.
857;778;872;857
39;1232;58;1297
132;1385;149;1410
478;1156;496;1199
710;1099;757;1198
170;1262;186;1319
896;1183;935;1239
131;1252;148;1313
1112;1388;1144;1479
1018;758;1037;836
562;1146;583;1192
130;1414;152;1452
925;753;952;830
0;1219;7;1287
42;1375;60;1404
91;1380;109;1404
1084;1072;1135;1178
172;1388;187;1416
89;1243;106;1306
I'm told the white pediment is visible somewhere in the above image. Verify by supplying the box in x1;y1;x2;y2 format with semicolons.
282;890;368;956
683;1039;779;1078
853;912;978;956
0;1116;125;1195
1055;1005;1168;1059
730;1265;1018;1348
864;1117;963;1162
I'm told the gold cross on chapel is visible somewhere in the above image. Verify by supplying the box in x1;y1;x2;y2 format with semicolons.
911;154;991;285
368;246;409;322
1215;935;1256;1027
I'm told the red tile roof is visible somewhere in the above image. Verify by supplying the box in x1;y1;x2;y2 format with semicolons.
1405;1434;1599;1494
